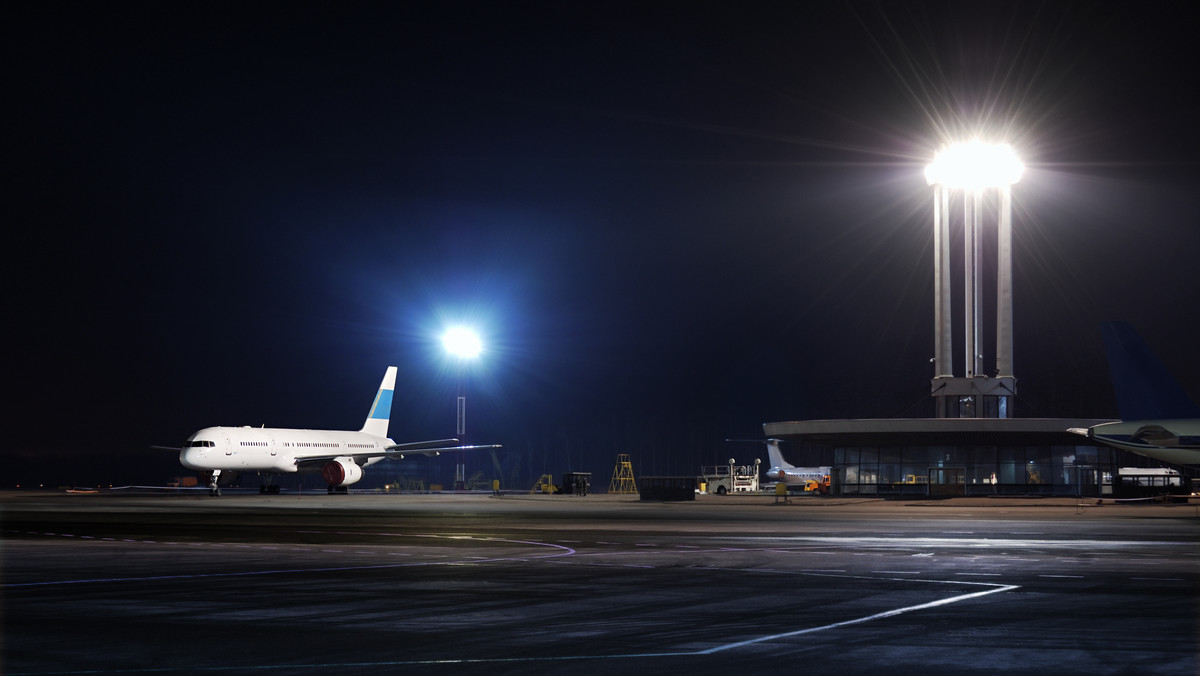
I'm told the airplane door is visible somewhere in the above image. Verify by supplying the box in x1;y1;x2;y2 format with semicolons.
269;434;277;456
223;433;233;455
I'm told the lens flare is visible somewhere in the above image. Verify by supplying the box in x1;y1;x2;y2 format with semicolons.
925;141;1024;188
442;327;483;358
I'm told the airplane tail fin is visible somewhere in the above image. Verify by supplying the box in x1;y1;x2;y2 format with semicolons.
766;439;795;470
360;367;398;437
1100;322;1200;420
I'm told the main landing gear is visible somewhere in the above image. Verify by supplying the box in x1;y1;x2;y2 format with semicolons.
258;474;281;494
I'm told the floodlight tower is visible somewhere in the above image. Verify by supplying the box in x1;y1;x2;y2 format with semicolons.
443;327;482;488
925;141;1023;418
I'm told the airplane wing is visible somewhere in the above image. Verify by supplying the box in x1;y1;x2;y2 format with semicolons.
293;441;502;467
1071;421;1192;447
1071;420;1200;465
1126;424;1182;446
385;439;466;452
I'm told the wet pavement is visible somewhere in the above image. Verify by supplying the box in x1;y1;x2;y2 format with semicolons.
3;491;1197;675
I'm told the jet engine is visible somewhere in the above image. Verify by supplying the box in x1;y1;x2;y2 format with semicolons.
321;459;364;487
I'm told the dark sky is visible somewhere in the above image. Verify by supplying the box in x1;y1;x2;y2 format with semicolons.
7;1;1199;486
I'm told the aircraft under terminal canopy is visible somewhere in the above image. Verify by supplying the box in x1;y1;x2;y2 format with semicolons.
156;367;499;495
1070;322;1200;466
729;439;831;491
764;439;832;489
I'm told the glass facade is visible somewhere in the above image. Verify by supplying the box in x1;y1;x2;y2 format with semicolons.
832;444;1124;497
941;395;1012;419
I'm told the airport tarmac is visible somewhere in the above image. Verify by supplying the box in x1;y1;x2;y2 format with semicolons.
2;491;1197;675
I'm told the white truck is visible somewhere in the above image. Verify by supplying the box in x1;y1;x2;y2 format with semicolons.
700;458;761;494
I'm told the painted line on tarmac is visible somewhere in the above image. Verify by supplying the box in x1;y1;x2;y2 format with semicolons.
2;530;1024;674
697;582;1021;654
4;579;1023;674
735;536;1185;549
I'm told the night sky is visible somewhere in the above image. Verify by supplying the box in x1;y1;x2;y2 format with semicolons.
8;2;1199;487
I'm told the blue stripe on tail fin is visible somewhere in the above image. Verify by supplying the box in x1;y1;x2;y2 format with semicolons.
360;367;398;437
370;389;394;419
1101;322;1200;420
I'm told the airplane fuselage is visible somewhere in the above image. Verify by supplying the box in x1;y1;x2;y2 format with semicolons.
764;466;831;484
763;440;831;488
181;426;394;474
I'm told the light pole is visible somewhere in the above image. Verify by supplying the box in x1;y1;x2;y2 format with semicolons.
925;141;1023;418
442;327;481;489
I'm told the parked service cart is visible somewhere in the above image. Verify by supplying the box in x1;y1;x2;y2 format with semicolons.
562;472;591;496
700;458;761;494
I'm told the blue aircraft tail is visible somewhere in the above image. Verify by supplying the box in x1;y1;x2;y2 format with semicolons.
359;366;398;438
1100;322;1200;420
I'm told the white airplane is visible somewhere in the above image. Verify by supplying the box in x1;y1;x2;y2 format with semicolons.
726;439;831;489
764;439;832;491
1068;322;1200;466
158;367;499;495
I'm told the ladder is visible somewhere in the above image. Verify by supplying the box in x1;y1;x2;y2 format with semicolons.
529;474;557;494
608;454;638;494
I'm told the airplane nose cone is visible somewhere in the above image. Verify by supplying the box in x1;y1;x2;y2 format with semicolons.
180;449;202;469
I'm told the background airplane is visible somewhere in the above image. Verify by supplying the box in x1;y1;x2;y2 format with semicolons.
157;366;499;494
1070;322;1200;466
764;439;832;492
722;439;832;493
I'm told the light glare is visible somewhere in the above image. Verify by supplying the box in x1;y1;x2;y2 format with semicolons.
925;141;1024;188
442;327;482;358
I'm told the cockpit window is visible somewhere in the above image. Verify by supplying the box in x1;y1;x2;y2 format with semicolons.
185;440;216;448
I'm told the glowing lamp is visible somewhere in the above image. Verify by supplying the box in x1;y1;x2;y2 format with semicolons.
925;141;1023;189
442;327;482;359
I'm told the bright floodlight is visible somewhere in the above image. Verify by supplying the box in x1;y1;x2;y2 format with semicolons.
442;327;482;359
925;141;1023;189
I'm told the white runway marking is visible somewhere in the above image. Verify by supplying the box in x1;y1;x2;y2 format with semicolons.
698;582;1020;654
3;527;1029;673
741;536;1184;549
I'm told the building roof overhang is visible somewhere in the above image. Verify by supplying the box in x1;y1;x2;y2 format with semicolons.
763;418;1117;448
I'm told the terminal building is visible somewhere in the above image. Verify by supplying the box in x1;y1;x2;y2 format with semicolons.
762;142;1180;498
762;417;1121;498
